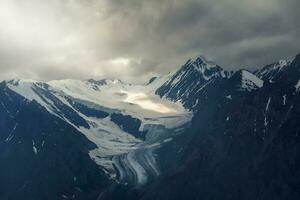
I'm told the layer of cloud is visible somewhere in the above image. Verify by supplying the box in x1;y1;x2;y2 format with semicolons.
0;0;299;83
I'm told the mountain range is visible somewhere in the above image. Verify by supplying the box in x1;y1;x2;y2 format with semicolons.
1;53;300;200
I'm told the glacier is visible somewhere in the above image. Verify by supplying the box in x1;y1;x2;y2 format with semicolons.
5;76;192;187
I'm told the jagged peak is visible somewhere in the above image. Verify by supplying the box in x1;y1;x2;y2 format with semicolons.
157;55;229;95
175;55;225;81
155;55;228;103
261;59;290;72
188;55;215;64
184;55;219;72
194;55;216;66
256;59;291;82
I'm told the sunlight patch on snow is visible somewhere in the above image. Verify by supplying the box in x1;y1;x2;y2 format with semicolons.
121;90;177;114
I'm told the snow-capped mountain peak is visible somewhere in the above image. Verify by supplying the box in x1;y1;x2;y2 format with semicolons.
155;56;227;108
182;56;225;80
188;55;217;68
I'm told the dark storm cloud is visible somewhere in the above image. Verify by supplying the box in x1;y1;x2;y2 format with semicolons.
96;0;300;71
0;0;299;83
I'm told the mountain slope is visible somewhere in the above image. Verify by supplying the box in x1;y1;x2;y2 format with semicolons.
0;82;109;200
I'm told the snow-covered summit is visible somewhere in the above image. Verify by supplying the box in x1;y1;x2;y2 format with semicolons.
156;56;227;106
183;56;226;79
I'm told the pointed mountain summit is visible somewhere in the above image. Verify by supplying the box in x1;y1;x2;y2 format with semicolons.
184;56;224;79
156;56;229;109
156;56;228;108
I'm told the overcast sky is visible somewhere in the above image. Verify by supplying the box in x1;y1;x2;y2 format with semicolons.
0;0;299;83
